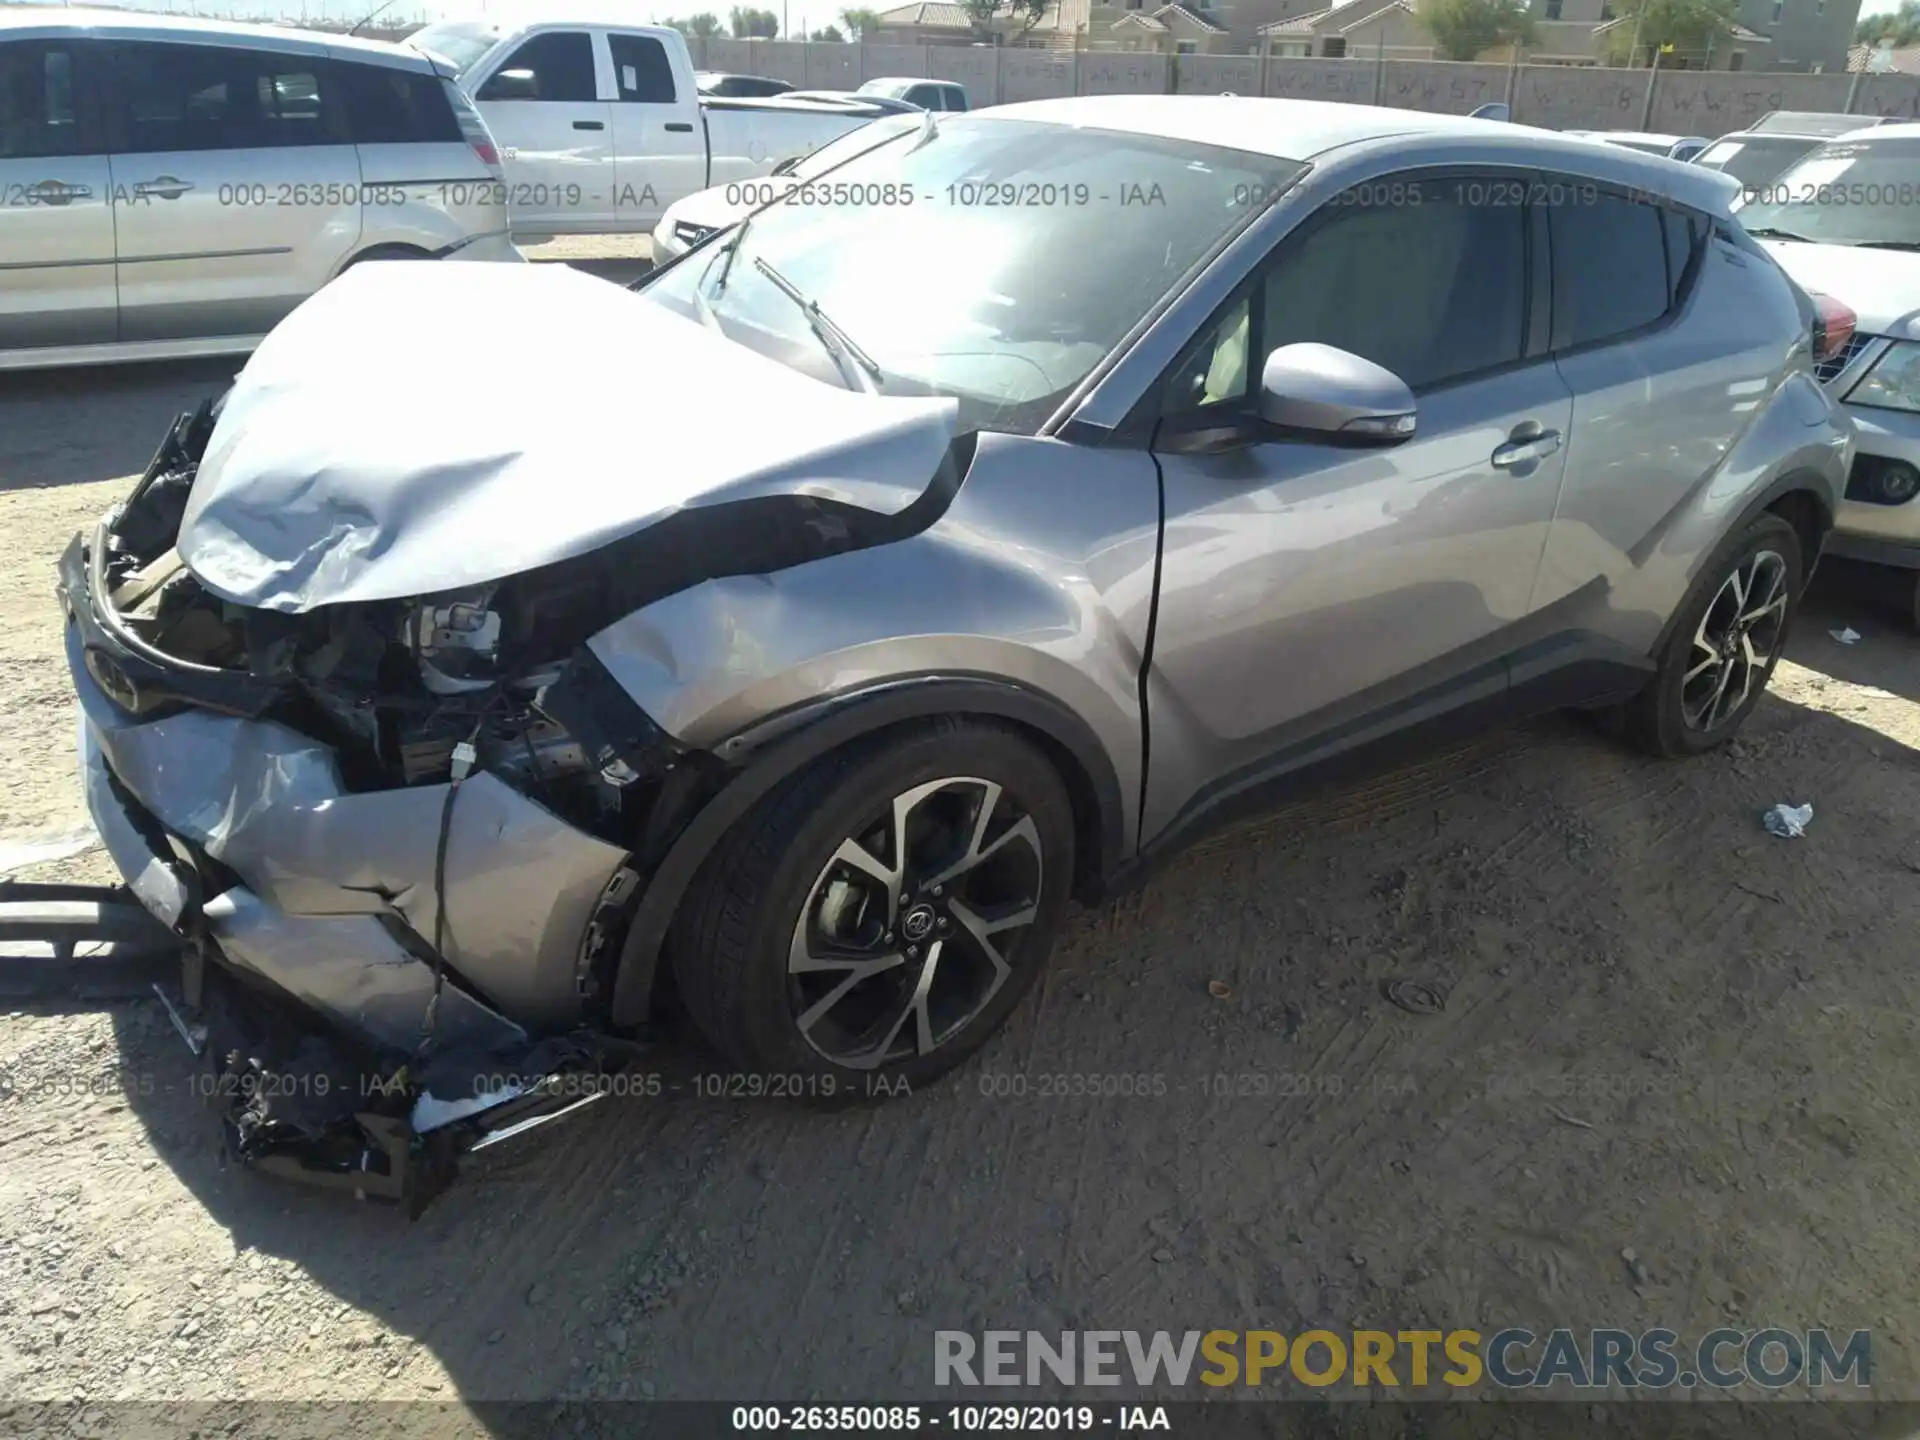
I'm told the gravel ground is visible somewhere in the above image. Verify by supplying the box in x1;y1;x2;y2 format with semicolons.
5;343;1920;1429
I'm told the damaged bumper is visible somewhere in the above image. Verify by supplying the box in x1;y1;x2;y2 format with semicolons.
59;533;651;1212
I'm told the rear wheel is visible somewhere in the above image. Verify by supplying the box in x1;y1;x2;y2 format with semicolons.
1624;512;1802;757
670;720;1075;1101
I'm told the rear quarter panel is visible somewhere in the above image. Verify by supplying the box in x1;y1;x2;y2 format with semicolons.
353;141;512;257
1531;219;1849;655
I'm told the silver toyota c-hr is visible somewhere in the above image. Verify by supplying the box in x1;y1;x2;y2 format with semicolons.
60;96;1851;1207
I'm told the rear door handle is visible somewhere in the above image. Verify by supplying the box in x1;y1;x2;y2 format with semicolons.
1492;428;1562;469
24;179;93;205
573;119;605;131
665;121;694;132
133;175;194;200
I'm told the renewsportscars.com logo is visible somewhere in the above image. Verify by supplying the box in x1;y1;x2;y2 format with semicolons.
934;1328;1871;1391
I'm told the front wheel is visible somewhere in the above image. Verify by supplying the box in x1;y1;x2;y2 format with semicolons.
670;719;1076;1102
1624;512;1802;757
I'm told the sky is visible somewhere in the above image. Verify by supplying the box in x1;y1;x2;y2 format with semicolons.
3;0;1896;38
0;0;839;38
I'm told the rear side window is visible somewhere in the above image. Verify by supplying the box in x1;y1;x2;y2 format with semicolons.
478;31;597;102
105;41;345;152
334;61;461;144
609;34;677;103
1545;190;1674;350
905;84;940;108
0;40;90;158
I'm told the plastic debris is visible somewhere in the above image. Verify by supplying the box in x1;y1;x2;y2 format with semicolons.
1762;803;1813;839
0;827;101;878
1830;627;1862;645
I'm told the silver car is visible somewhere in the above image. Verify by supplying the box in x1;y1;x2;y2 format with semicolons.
0;9;517;372
60;97;1848;1207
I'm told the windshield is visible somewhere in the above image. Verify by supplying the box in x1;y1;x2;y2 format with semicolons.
790;115;921;179
640;117;1306;434
1733;135;1920;246
406;21;501;76
1695;134;1825;188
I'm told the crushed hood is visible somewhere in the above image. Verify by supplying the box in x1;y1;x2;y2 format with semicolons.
179;261;960;612
1759;238;1920;339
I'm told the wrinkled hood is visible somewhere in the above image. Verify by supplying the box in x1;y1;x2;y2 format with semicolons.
1759;238;1920;339
179;261;959;612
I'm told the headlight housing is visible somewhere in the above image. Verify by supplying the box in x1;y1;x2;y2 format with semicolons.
1848;340;1920;413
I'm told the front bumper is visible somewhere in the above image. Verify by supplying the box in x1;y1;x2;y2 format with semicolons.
1826;342;1920;567
58;526;643;1209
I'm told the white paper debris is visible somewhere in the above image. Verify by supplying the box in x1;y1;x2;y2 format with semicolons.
410;1083;523;1133
1763;803;1814;839
1831;627;1862;645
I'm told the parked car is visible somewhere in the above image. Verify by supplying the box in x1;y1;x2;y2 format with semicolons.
1734;121;1920;626
856;76;970;111
650;110;923;263
1568;130;1710;161
1692;127;1830;191
1746;110;1894;138
785;88;924;114
62;96;1848;1203
406;19;876;237
695;70;794;99
1469;102;1510;121
0;8;517;373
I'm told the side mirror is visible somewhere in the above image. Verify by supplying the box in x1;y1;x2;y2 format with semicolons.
482;68;539;101
1258;343;1416;442
771;154;802;176
1469;101;1510;122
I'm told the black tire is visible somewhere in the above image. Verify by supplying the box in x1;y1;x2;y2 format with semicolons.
343;244;433;269
669;718;1075;1104
1624;512;1803;758
1909;573;1920;636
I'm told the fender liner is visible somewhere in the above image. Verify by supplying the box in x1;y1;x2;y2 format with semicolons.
606;675;1128;1027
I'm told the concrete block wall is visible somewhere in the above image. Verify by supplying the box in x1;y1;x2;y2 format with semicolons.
686;37;1920;129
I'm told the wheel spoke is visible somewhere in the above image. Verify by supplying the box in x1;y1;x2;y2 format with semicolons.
860;940;941;1065
828;837;902;929
792;952;905;1037
1684;652;1720;684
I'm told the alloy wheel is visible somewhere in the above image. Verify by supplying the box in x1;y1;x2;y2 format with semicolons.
1681;548;1789;733
787;776;1044;1070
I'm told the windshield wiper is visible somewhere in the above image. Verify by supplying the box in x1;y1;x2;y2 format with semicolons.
751;257;884;394
1743;226;1819;243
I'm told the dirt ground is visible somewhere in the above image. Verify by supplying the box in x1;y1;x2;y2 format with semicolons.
5;346;1920;1428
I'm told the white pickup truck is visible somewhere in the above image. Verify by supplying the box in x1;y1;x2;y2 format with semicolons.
407;18;879;238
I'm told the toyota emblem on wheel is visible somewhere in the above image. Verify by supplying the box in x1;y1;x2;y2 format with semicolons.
901;904;937;943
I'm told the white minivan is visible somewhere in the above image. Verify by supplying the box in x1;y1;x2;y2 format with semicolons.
0;8;518;372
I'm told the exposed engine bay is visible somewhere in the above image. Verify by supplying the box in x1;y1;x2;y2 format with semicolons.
96;398;679;838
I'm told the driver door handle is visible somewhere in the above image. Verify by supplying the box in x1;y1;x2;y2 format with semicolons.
132;175;194;200
1492;425;1562;470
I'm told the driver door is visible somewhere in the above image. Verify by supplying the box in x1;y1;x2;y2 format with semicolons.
1141;172;1574;843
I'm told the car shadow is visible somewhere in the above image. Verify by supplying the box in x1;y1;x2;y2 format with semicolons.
66;666;1920;1422
0;358;241;494
1797;556;1920;705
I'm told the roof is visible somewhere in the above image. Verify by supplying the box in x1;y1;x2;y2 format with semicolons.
1588;14;1764;40
1337;0;1414;33
0;5;432;64
1259;8;1334;33
873;1;976;24
1155;4;1227;31
1850;41;1920;73
1113;12;1170;29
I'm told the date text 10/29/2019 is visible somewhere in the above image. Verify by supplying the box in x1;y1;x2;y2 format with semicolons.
731;1407;1169;1431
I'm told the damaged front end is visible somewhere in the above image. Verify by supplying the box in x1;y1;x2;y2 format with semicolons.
59;402;708;1213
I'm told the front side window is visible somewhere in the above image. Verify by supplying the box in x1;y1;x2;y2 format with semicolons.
1170;174;1529;411
107;42;343;153
1546;189;1676;349
610;35;677;103
478;32;597;103
641;117;1307;434
0;41;86;159
1733;136;1920;249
